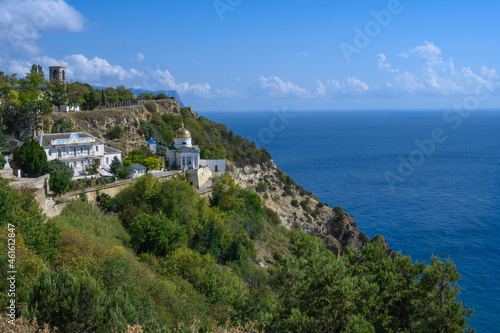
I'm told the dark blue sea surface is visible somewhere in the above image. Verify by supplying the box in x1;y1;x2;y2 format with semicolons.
201;110;500;332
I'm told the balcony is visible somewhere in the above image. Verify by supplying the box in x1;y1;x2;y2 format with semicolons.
58;151;98;159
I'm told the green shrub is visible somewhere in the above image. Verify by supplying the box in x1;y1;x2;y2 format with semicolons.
180;107;192;119
333;206;345;220
43;159;74;179
300;200;311;214
27;268;134;332
263;206;280;226
129;213;187;256
85;164;98;175
255;181;267;193
282;185;293;197
0;155;6;170
358;231;370;244
51;118;74;133
108;125;124;139
144;101;157;113
49;169;72;195
291;199;299;207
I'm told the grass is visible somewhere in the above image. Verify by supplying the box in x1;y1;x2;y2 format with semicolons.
51;200;130;248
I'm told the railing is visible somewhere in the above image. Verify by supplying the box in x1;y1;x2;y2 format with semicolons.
58;151;97;159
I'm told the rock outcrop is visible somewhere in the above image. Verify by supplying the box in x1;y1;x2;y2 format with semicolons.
48;100;189;153
227;160;391;254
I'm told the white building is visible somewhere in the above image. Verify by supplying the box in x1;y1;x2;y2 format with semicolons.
125;163;146;179
166;123;201;170
35;132;122;175
200;159;226;173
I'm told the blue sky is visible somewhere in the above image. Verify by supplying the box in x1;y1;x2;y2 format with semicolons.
1;0;499;111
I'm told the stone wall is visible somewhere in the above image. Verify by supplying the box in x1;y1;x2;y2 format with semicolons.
65;179;134;204
187;166;212;189
9;174;50;192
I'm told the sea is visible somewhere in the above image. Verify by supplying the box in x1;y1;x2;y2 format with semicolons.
201;109;500;332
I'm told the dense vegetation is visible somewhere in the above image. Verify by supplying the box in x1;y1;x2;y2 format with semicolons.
0;175;474;332
0;65;474;332
136;108;272;168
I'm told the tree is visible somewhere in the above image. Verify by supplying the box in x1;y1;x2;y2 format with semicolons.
156;92;169;100
116;85;134;101
30;64;44;78
82;88;100;110
18;71;52;136
100;89;106;106
27;268;119;332
129;213;187;256
139;92;155;100
49;169;72;195
13;138;47;177
142;156;160;172
47;80;67;112
0;128;7;148
43;160;74;195
109;156;122;175
67;82;91;105
42;159;74;178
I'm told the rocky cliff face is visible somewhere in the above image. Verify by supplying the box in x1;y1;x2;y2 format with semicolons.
48;99;184;153
227;160;391;254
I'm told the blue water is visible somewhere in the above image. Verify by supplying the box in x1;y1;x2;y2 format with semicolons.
201;110;500;332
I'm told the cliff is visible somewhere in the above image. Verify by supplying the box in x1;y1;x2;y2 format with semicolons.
47;99;184;153
226;160;389;254
47;104;390;254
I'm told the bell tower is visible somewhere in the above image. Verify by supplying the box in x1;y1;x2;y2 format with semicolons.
49;66;66;83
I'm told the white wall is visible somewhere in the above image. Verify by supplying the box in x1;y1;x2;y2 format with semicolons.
200;159;226;172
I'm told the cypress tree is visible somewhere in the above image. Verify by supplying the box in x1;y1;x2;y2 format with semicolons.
13;138;47;177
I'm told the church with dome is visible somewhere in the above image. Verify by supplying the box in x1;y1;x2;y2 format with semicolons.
166;122;201;170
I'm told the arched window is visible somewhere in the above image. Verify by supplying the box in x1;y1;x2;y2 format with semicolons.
62;70;65;81
52;70;57;80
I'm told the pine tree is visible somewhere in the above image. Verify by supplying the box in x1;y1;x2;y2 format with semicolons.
101;89;106;106
13;138;47;177
109;156;122;175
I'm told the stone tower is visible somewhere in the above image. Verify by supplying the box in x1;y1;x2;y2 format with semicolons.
49;66;66;83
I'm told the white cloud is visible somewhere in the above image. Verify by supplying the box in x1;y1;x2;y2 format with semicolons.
408;41;442;64
315;79;326;96
215;88;244;99
152;69;211;97
0;0;85;55
377;53;398;73
374;44;498;96
134;53;145;62
258;76;309;97
66;54;138;82
346;77;369;92
3;54;213;98
328;79;343;90
393;71;425;93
